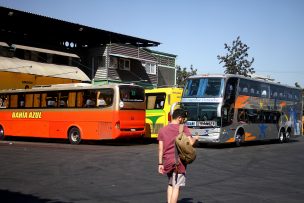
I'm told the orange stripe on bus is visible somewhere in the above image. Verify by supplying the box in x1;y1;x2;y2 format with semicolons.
235;95;250;109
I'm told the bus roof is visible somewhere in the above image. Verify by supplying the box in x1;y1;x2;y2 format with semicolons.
187;74;301;90
0;83;143;94
145;87;183;94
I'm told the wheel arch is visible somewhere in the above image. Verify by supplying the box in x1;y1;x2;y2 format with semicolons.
235;126;245;138
67;125;83;144
67;124;83;138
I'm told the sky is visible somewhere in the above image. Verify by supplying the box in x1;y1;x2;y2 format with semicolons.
1;0;304;87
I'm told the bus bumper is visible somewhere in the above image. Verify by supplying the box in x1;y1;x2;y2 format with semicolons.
189;128;221;143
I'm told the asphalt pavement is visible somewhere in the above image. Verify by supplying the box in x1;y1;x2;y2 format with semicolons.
0;136;304;203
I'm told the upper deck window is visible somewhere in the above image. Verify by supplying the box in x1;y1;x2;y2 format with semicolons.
183;78;224;97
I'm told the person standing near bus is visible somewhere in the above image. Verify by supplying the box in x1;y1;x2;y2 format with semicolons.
158;108;198;203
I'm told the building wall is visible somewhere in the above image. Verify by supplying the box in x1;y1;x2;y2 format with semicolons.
86;43;158;86
149;52;177;87
157;66;176;87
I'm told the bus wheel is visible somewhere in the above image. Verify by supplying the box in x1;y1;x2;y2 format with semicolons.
68;127;81;144
235;133;243;147
285;131;291;143
278;131;285;143
0;125;4;140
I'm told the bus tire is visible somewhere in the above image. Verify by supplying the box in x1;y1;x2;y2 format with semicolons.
68;127;81;144
278;131;285;143
285;130;291;143
0;125;4;140
235;133;243;147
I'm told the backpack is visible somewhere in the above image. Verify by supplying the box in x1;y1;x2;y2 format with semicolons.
175;124;196;164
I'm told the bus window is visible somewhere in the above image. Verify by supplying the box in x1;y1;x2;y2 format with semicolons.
0;95;8;108
224;77;238;104
239;79;249;95
33;94;41;108
59;92;68;108
18;94;25;108
237;109;247;123
41;93;47;108
10;95;18;108
120;86;144;102
146;93;166;109
222;105;234;126
47;92;58;108
184;78;224;97
97;89;114;107
25;94;34;108
68;92;76;107
76;91;84;108
247;109;258;123
185;79;199;96
204;78;223;97
84;90;97;108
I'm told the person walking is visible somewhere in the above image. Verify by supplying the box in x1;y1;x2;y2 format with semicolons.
158;108;198;203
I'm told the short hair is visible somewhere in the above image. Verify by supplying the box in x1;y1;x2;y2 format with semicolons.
172;108;187;119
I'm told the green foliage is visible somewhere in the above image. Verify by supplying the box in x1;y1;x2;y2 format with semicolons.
176;64;197;88
217;36;255;77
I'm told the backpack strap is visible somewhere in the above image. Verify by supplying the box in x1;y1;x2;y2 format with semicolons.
174;124;184;173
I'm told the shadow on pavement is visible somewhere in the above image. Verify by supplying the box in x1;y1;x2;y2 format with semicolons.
178;198;204;203
2;136;158;146
195;138;300;149
0;189;71;203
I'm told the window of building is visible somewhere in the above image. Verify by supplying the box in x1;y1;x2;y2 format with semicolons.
110;57;118;69
119;58;130;70
143;62;156;75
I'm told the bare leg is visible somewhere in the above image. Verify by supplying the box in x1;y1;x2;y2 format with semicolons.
167;185;179;203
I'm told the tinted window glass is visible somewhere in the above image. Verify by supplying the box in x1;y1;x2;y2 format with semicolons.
120;86;144;102
146;93;166;109
184;78;224;97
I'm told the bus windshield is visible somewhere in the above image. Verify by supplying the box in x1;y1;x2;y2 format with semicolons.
182;102;220;127
146;93;166;109
183;78;224;97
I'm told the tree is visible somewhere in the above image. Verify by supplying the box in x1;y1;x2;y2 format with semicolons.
176;64;197;88
217;36;255;77
295;82;301;88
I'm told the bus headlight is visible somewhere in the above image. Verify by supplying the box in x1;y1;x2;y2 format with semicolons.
119;101;124;108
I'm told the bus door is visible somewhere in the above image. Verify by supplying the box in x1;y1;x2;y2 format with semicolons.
97;89;115;139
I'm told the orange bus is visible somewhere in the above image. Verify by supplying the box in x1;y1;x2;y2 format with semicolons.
0;83;146;144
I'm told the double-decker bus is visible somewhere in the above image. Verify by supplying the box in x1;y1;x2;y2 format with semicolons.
145;87;182;138
0;83;145;144
181;74;302;146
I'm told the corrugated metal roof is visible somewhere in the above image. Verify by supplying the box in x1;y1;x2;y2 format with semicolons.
0;6;161;47
0;56;90;81
13;44;79;58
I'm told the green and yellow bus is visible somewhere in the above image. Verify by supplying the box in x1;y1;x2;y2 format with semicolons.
145;87;183;138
